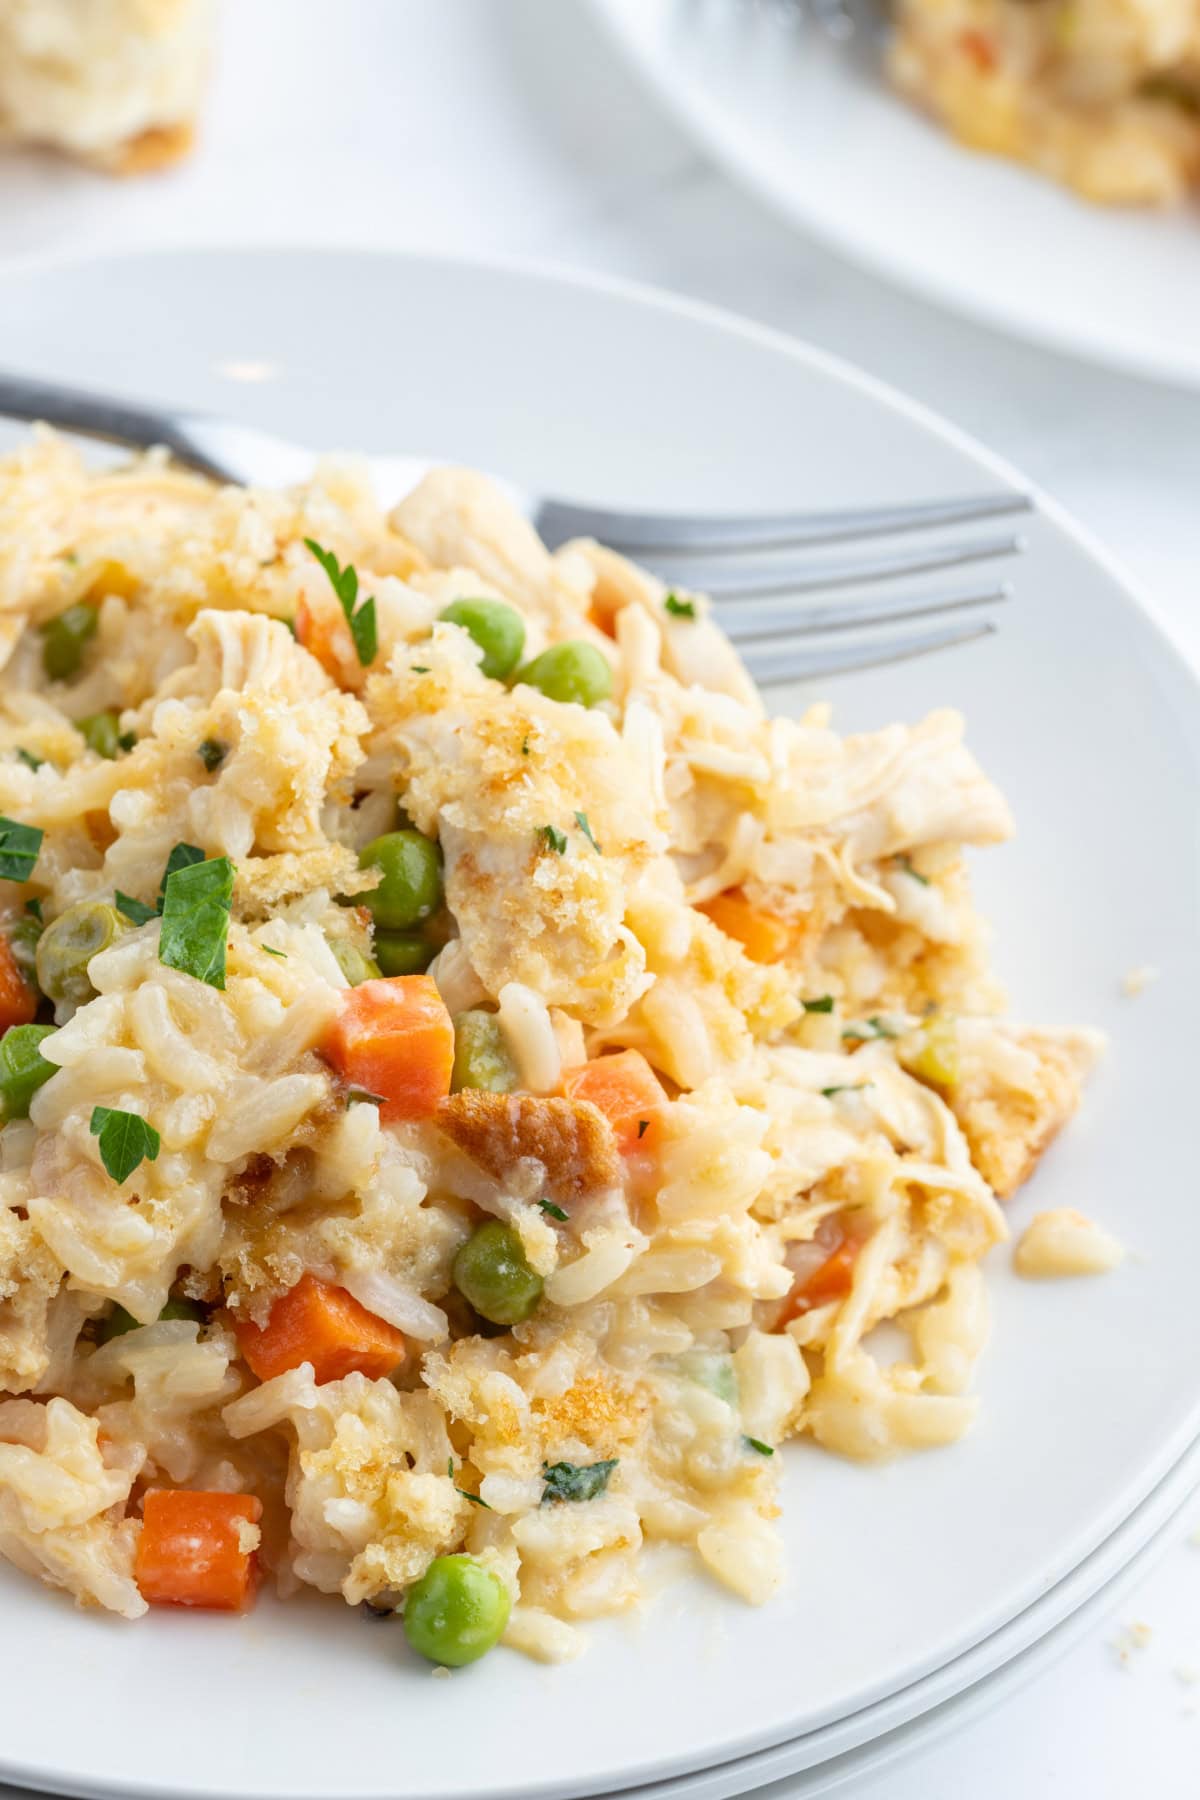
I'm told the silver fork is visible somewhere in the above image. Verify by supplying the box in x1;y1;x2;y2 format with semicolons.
0;372;1028;686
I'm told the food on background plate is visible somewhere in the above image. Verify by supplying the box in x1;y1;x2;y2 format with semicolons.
0;0;215;173
0;432;1100;1666
889;0;1200;205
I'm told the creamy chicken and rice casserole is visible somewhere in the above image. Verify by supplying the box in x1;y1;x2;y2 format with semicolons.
890;0;1200;204
0;432;1098;1666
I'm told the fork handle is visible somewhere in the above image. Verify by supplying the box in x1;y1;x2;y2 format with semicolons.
0;372;226;477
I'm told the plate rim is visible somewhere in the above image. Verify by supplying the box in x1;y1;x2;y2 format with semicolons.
0;243;1195;1800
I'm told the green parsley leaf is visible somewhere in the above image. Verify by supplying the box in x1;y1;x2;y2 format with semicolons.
820;1082;873;1098
802;995;835;1014
541;1459;618;1505
410;665;430;675
448;1457;493;1510
538;1199;569;1222
114;891;158;926
261;945;287;959
117;732;137;754
156;842;205;909
197;738;227;773
663;593;696;620
24;897;42;923
842;1017;898;1042
521;735;531;756
744;1436;775;1456
158;855;235;990
89;1106;160;1185
539;824;567;855
574;811;602;853
304;538;377;667
894;853;929;887
636;1119;650;1139
15;748;43;771
0;817;43;884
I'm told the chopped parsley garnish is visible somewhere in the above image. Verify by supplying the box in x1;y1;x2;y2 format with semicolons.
521;735;531;756
24;897;42;922
894;853;929;886
574;811;602;853
117;732;137;754
802;995;834;1014
636;1119;649;1140
115;891;158;926
820;1082;872;1098
116;842;210;927
448;1458;492;1509
156;842;205;909
410;666;430;675
304;538;377;667
842;1016;898;1042
663;593;696;620
90;1106;160;1184
261;944;287;959
541;1459;618;1505
0;817;43;884
539;824;567;855
158;855;235;990
15;748;43;771
538;1199;569;1222
197;738;228;773
744;1437;775;1456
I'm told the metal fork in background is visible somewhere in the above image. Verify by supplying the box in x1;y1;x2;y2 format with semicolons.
0;372;1028;684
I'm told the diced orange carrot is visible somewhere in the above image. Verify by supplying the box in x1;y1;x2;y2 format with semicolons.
958;27;996;70
0;937;36;1032
235;1272;406;1385
778;1216;868;1327
562;1049;667;1155
697;890;795;965
295;597;359;688
135;1490;262;1612
323;974;454;1123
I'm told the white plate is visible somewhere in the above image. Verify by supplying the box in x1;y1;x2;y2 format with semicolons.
0;248;1196;1800
590;0;1200;389
592;1403;1200;1800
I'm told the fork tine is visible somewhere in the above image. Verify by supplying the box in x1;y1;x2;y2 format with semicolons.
650;533;1022;599
533;491;1030;555
717;581;1009;644
742;619;996;685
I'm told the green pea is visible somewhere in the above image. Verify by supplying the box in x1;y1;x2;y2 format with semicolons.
437;599;526;682
451;1011;518;1095
328;936;381;986
0;1024;57;1122
97;1295;206;1345
357;830;443;931
77;711;122;759
403;1554;510;1667
6;915;41;987
40;603;99;682
374;930;434;976
675;1349;738;1408
453;1220;542;1326
35;901;127;1007
516;640;612;708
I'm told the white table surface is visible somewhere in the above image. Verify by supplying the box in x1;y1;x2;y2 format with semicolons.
1;3;1198;1794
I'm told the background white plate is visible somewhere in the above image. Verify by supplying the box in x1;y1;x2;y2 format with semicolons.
590;0;1200;389
0;249;1196;1800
